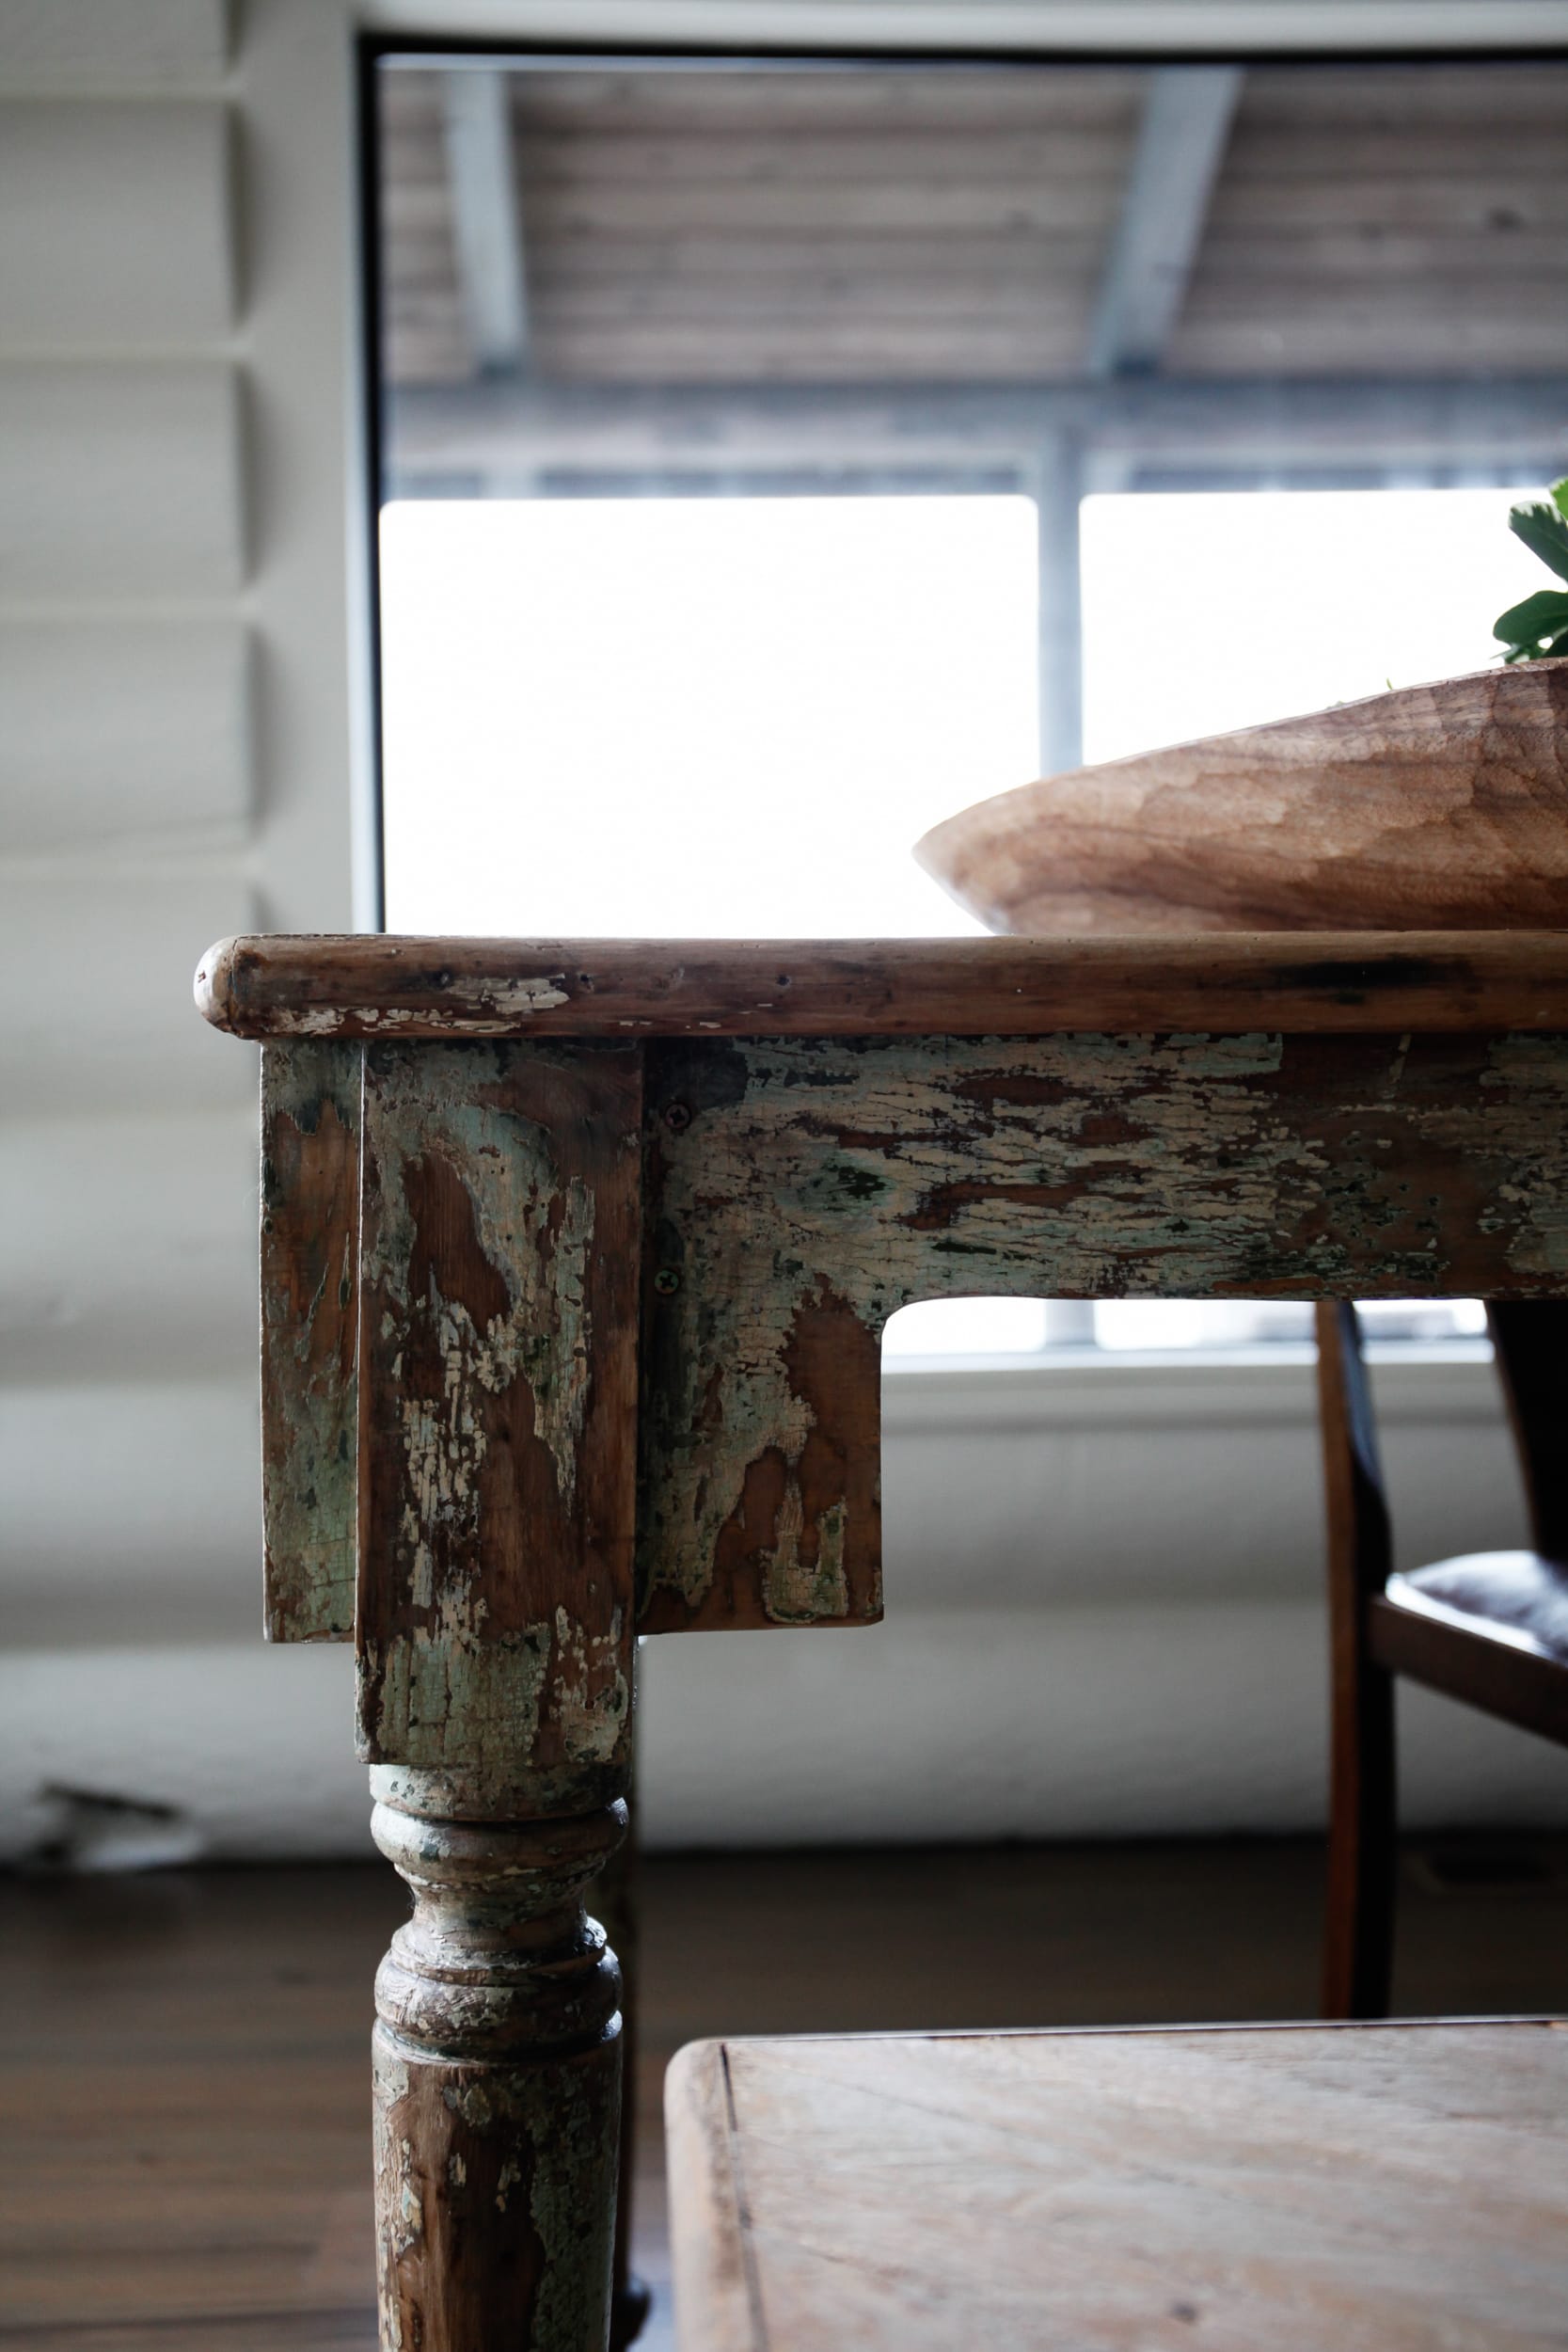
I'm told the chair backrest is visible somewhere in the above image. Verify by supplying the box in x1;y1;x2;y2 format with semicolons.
1314;1301;1392;1599
1485;1302;1568;1562
1320;1300;1568;1580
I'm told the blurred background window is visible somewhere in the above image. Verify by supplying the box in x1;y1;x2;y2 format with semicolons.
375;56;1568;1367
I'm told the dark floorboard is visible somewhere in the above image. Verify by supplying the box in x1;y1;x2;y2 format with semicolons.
3;1835;1565;2349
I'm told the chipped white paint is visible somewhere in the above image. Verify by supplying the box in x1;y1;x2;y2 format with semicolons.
364;1075;594;1566
1457;1035;1568;1275
644;1031;1309;1624
552;1604;630;1768
483;976;573;1016
360;1619;554;1781
641;1028;1568;1628
534;1179;594;1508
371;2032;418;2352
369;1777;626;2346
268;976;573;1039
356;1041;640;1788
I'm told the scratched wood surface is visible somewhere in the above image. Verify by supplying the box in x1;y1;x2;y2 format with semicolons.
639;1029;1568;1631
196;930;1568;1041
260;1041;361;1642
356;1040;642;1805
665;2022;1568;2352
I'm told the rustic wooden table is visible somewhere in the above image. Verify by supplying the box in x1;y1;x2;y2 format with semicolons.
665;2019;1568;2350
198;930;1568;2352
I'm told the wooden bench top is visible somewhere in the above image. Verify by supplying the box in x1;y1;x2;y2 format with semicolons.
198;931;1568;1040
665;2021;1568;2352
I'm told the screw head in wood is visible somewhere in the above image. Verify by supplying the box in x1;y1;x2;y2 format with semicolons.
664;1102;692;1133
654;1268;681;1296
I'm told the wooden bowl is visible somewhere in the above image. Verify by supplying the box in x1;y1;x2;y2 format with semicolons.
915;660;1568;933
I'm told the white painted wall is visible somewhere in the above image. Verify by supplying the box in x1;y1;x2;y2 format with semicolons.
2;0;1565;1867
0;0;363;1865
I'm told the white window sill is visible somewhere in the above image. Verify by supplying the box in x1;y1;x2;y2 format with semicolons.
880;1343;1500;1437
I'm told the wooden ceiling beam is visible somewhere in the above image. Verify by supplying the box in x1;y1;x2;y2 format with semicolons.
1085;66;1244;378
386;375;1568;486
440;68;528;378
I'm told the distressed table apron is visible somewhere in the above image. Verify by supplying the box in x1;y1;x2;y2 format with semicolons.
204;930;1568;2352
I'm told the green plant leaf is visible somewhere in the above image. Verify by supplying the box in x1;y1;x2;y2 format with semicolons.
1493;588;1568;646
1500;632;1568;663
1552;476;1568;525
1509;495;1568;583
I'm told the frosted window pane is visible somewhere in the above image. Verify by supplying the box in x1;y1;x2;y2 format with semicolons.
381;496;1039;940
1080;486;1544;767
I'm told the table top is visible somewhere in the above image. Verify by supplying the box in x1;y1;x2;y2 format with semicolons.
198;931;1568;1041
665;2021;1568;2352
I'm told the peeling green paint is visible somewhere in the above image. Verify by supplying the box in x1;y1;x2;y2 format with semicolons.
355;1041;641;1796
260;1040;362;1643
370;1777;626;2350
640;1028;1568;1629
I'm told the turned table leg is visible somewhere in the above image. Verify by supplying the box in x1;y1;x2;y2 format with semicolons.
371;1768;628;2350
351;1040;645;2352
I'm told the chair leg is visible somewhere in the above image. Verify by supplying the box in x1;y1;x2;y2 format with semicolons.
1322;1646;1397;2019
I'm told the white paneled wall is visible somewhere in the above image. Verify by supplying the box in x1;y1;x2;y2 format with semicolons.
0;0;360;1864
1;621;254;850
0;363;247;596
0;99;235;342
0;2;233;91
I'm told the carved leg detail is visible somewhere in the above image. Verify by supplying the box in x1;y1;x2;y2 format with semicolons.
371;1772;627;2352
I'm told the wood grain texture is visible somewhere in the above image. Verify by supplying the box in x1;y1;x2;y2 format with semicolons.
640;1028;1568;1631
261;1041;360;1643
356;1041;641;1804
380;61;1568;391
663;2042;751;2352
667;2022;1568;2352
198;930;1568;1041
917;661;1568;935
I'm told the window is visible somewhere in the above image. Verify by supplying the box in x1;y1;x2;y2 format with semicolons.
372;53;1567;1367
380;494;1031;938
881;1295;1490;1363
1080;486;1548;767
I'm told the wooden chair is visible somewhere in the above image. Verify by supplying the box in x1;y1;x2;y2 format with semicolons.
1314;1299;1568;2019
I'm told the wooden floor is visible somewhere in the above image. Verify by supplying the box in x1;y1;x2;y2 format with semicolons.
4;1836;1565;2350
